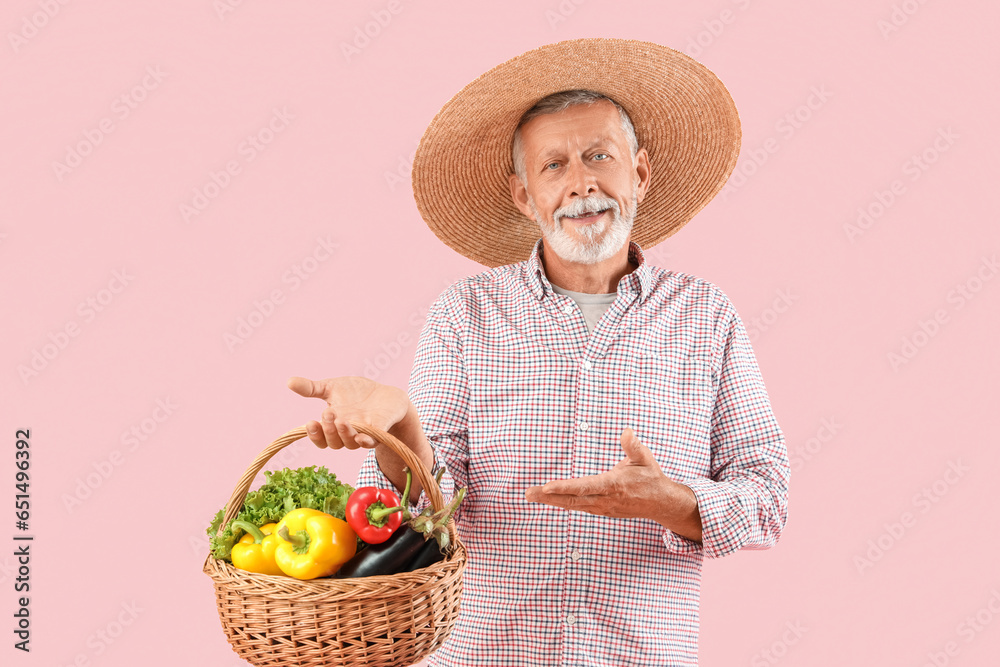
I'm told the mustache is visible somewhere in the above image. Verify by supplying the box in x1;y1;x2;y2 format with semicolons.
553;196;621;223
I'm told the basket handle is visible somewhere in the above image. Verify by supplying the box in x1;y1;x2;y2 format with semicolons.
215;421;444;538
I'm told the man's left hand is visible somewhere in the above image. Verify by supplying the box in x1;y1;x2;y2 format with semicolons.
524;428;703;543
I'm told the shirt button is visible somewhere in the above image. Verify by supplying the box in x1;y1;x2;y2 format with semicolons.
570;549;582;561
564;305;574;315
578;421;589;431
582;360;592;371
565;614;577;625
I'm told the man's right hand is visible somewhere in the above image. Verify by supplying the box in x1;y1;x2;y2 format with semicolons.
287;375;434;505
286;376;409;450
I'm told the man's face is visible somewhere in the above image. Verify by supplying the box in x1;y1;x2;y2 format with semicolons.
509;100;650;264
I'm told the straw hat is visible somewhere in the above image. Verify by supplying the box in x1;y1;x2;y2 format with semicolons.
410;38;741;268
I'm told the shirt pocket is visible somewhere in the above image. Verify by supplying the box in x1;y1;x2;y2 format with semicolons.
624;353;715;479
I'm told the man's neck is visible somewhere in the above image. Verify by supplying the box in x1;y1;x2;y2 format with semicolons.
539;239;637;294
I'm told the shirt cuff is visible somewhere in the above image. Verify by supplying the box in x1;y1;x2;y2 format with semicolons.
678;477;753;559
661;528;703;554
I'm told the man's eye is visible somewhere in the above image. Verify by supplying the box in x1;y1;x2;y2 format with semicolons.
545;162;560;170
593;153;609;161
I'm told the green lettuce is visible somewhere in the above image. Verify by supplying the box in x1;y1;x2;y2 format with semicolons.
207;465;354;561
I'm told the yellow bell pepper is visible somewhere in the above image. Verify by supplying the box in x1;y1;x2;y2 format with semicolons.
274;508;358;580
230;521;283;575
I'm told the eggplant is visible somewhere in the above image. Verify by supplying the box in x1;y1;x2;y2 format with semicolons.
332;525;429;578
403;538;446;572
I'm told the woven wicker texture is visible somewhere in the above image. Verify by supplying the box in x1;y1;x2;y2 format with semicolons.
203;422;465;667
411;37;742;268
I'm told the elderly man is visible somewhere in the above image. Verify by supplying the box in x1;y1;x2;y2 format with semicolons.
289;39;788;666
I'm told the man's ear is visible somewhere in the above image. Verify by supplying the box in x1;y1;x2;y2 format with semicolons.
634;147;651;204
509;173;535;221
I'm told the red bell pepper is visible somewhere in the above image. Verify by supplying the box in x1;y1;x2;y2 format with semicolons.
345;486;404;544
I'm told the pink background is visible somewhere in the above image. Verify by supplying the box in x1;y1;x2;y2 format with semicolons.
3;1;998;665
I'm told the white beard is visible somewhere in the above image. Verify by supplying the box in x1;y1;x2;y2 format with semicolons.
528;184;637;264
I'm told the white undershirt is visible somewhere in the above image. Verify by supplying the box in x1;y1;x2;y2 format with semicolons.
550;283;618;334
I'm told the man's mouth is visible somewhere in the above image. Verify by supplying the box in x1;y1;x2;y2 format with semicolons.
562;208;608;223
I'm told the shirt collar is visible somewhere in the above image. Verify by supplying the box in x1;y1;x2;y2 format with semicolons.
525;238;653;303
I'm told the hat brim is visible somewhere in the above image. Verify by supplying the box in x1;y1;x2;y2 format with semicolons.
412;38;741;268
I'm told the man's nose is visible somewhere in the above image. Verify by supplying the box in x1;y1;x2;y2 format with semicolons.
565;158;597;197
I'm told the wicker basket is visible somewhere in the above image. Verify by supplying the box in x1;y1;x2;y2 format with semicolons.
203;421;466;667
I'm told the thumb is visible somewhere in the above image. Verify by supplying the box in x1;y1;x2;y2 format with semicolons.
287;376;326;399
620;428;652;464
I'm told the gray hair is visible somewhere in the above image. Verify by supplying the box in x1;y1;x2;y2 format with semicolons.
511;89;639;183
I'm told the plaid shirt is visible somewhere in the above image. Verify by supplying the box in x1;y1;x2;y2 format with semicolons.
357;239;789;666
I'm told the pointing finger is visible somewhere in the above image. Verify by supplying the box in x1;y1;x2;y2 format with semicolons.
287;376;326;399
620;427;650;463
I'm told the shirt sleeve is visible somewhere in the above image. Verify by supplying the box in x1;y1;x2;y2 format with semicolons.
356;289;471;521
661;298;790;558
